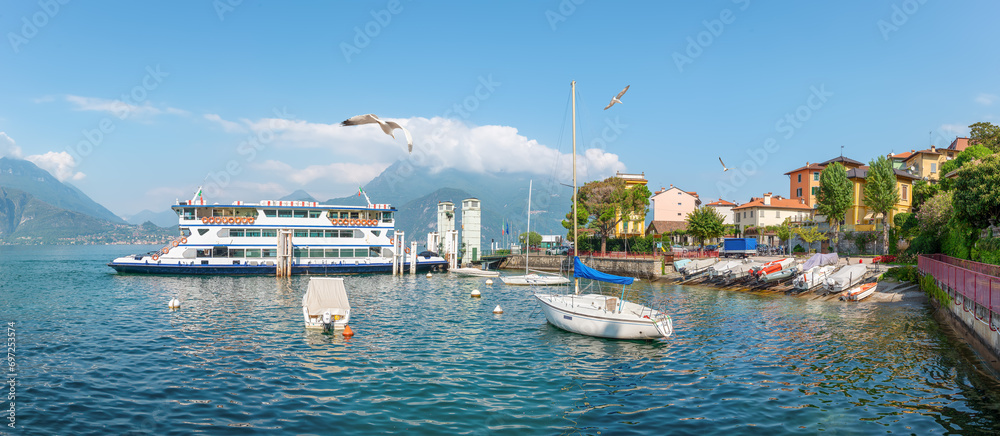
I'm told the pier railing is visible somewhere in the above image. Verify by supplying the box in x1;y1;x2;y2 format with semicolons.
918;254;1000;314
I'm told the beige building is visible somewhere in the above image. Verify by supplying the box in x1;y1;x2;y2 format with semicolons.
732;193;813;236
704;199;737;224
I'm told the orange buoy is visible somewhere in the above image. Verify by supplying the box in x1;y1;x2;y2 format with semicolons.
342;325;355;337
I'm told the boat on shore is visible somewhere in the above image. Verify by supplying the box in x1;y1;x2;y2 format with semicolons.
707;260;742;279
840;281;878;301
108;195;448;275
759;264;799;283
825;264;869;293
673;258;692;272
721;261;762;283
794;265;837;290
681;258;718;278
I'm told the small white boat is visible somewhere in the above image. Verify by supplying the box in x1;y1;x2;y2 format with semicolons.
721;261;762;282
759;265;798;283
450;267;501;278
681;258;718;277
794;265;836;290
534;257;672;340
707;260;742;279
302;277;351;330
673;258;692;272
825;264;869;293
840;281;878;301
502;272;570;286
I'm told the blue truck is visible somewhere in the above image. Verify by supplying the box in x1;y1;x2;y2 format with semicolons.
720;238;757;258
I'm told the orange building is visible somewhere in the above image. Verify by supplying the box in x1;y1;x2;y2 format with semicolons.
784;156;865;207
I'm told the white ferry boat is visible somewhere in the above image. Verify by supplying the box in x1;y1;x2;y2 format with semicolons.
108;197;447;275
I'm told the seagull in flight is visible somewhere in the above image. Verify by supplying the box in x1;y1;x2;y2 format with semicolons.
340;114;413;153
603;85;630;110
719;157;730;172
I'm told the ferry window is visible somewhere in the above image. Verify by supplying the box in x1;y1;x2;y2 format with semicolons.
294;229;308;237
338;212;349;218
217;229;230;238
230;229;244;237
246;249;261;258
353;229;364;238
354;248;368;257
197;249;211;258
309;229;323;238
264;209;277;217
262;229;277;237
386;229;394;238
340;230;354;238
198;229;209;236
278;210;292;218
382;212;392;221
382;248;393;258
369;247;381;257
308;210;321;218
293;210;308;218
325;249;339;258
350;212;359;219
183;208;195;219
229;249;245;258
262;249;277;258
309;249;324;258
294;248;306;257
246;229;261;237
325;230;338;238
372;230;381;237
180;228;191;237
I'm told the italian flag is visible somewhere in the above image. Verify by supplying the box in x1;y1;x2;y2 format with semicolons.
357;187;365;197
191;186;203;202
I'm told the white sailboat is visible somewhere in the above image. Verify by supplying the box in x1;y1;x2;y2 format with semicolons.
532;80;673;340
501;180;570;286
450;267;501;278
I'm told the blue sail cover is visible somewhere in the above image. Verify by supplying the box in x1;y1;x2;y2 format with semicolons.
573;256;634;285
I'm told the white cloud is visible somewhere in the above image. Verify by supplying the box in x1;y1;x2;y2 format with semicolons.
217;114;626;179
64;95;187;119
976;93;997;106
940;123;969;136
203;113;247;133
25;151;85;181
252;159;391;185
0;132;23;158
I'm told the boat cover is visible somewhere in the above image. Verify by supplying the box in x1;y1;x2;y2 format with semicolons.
801;253;839;271
574;256;634;285
304;278;351;316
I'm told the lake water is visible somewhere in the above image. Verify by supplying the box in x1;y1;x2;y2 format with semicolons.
3;245;1000;435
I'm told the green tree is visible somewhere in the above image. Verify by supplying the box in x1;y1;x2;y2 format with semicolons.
574;177;652;253
793;225;828;253
969;121;1000;153
776;218;793;251
952;154;1000;229
863;155;900;255
911;179;940;210
893;212;919;240
940;144;994;177
685;206;725;247
815;162;853;251
561;202;589;246
518;231;542;247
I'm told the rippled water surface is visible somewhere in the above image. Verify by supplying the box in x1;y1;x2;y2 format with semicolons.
3;245;1000;435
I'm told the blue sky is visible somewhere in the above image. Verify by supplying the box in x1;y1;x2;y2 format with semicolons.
1;1;998;216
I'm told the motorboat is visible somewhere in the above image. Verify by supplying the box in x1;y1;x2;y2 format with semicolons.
840;281;878;301
681;258;718;277
673;258;692;272
824;264;869;293
707;260;742;279
759;264;798;283
794;265;837;290
302;277;351;331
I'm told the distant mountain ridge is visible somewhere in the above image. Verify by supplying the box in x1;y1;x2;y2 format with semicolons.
124;209;179;228
0;157;125;224
280;189;317;202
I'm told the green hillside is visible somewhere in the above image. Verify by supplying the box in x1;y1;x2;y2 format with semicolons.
0;157;125;223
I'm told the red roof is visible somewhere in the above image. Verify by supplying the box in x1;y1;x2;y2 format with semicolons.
948;137;970;151
705;199;736;206
732;196;811;211
891;152;913;160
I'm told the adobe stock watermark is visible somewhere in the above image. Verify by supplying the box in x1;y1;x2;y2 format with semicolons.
715;84;833;199
202;107;297;197
877;0;928;41
340;0;409;63
64;65;171;165
7;0;71;54
545;0;585;31
672;0;750;73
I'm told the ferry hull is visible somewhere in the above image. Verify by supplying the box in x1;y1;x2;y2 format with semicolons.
107;260;448;275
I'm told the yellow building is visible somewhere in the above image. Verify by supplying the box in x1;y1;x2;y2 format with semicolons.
844;165;918;232
613;171;648;237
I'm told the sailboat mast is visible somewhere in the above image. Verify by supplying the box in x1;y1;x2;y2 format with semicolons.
526;179;532;275
572;80;578;295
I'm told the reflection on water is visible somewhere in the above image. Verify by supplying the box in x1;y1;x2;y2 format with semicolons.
3;245;1000;434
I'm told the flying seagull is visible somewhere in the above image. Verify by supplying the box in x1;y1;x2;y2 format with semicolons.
603;85;630;110
340;114;413;153
719;157;730;172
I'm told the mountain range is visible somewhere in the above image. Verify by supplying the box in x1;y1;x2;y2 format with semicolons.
0;157;174;244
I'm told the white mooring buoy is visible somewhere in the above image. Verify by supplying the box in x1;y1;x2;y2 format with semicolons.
168;298;181;309
485;279;494;285
471;289;481;298
493;305;503;314
426;272;433;278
